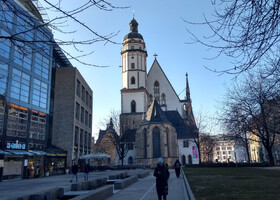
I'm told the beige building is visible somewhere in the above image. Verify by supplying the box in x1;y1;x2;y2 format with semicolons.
52;67;93;168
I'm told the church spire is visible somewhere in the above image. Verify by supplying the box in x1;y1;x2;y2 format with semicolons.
186;73;191;102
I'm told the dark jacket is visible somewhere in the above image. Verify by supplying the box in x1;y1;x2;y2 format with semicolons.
154;164;170;196
72;164;79;174
174;160;181;169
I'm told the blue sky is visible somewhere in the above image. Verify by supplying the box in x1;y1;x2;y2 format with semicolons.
42;0;232;138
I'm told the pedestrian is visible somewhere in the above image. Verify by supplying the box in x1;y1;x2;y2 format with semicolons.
174;159;181;178
70;162;79;182
84;163;90;181
154;157;170;200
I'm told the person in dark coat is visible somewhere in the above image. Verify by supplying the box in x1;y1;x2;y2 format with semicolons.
154;157;170;200
84;163;90;181
70;162;79;182
174;159;181;178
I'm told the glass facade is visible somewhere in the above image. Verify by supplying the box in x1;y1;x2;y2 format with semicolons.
0;0;53;113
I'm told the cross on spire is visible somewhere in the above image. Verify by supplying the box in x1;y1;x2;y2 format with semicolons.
132;10;135;18
153;53;158;59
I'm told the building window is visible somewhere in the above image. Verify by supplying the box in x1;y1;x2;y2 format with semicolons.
166;127;169;157
16;12;34;41
153;126;161;158
75;126;79;146
1;2;14;29
29;110;46;140
131;46;134;49
143;128;147;158
85;111;88;126
89;95;92;109
36;28;51;55
76;80;80;97
154;81;160;102
32;78;48;109
131;100;136;113
86;91;89;106
0;30;11;58
0;100;4;135
84;131;88;148
34;53;49;79
88;133;91;148
80;129;84;148
149;94;153;105
75;102;80;120
127;142;134;150
89;114;92;128
161;93;166;105
14;42;32;70
11;68;30;103
81;107;84;123
82;86;85;102
131;76;135;84
183;140;189;148
7;105;28;138
0;63;8;95
131;63;135;69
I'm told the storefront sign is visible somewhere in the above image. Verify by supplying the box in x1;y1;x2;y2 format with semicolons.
47;153;66;157
6;142;26;150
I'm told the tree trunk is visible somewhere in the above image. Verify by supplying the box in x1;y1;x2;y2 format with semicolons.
266;147;275;166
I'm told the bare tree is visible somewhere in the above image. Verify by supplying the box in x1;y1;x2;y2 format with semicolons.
184;0;280;75
0;0;127;67
193;108;218;164
220;68;280;166
98;111;136;166
199;133;216;163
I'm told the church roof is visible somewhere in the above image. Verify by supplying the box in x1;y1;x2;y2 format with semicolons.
165;111;198;139
124;18;143;40
142;99;169;124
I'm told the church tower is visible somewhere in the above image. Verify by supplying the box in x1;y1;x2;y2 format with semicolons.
121;18;148;114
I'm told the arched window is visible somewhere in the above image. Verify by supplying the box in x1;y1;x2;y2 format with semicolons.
128;156;133;165
131;100;136;113
131;63;135;69
153;126;161;158
131;76;135;85
161;93;166;105
143;128;147;158
166;127;169;157
154;81;160;102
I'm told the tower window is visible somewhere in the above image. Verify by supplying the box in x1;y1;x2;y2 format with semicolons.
154;81;160;102
131;100;136;113
131;63;135;69
131;76;135;85
131;46;134;49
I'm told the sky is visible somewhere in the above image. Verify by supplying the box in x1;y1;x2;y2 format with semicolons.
41;0;233;138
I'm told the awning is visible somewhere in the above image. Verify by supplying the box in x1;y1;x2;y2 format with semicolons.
29;151;47;156
0;150;11;155
45;146;67;157
79;152;111;159
6;150;34;156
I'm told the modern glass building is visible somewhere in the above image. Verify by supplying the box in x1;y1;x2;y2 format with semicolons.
0;0;75;181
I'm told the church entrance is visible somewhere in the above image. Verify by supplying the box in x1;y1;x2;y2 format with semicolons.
188;154;192;165
128;156;133;165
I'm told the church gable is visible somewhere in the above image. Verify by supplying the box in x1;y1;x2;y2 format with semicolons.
147;59;182;113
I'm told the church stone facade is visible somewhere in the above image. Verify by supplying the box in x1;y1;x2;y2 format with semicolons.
118;18;199;167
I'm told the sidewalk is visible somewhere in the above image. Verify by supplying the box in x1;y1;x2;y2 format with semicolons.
0;169;189;200
105;169;188;200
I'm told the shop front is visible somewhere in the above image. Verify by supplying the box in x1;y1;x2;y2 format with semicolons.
45;146;67;175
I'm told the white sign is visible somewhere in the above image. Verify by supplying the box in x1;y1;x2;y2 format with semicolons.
0;160;4;168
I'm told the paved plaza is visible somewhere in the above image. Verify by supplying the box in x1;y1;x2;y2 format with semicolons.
0;169;189;200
